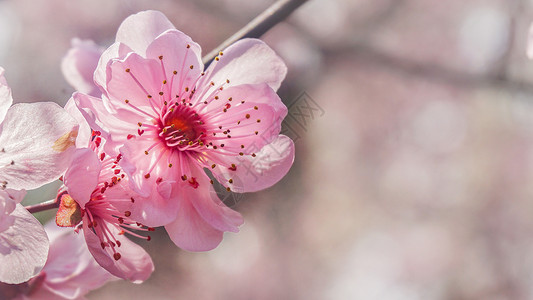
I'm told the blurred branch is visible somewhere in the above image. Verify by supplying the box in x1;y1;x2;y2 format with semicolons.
25;198;58;214
326;43;533;94
202;0;309;67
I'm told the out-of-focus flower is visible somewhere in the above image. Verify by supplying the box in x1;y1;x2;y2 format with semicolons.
2;222;117;300
0;66;78;284
71;10;294;251
57;132;154;283
61;38;104;97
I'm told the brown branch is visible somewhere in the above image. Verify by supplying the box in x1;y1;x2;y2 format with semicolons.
202;0;309;67
25;198;59;214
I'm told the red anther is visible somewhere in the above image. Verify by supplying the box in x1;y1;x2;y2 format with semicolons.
100;187;106;194
147;236;151;241
148;227;155;232
58;175;63;181
156;177;163;184
100;153;105;161
116;240;122;247
229;164;237;171
225;103;231;109
114;169;120;175
101;242;106;249
116;154;122;161
124;211;131;217
127;134;134;140
136;222;142;227
94;131;101;136
188;177;199;189
109;241;116;247
130;197;135;203
112;177;118;184
88;222;93;229
94;137;102;147
117;217;124;224
138;129;144;136
113;253;121;261
181;175;187;181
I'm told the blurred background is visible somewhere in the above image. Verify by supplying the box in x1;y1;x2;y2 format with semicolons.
3;0;533;299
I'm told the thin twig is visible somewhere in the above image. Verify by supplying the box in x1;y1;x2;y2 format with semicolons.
25;198;59;214
202;0;309;67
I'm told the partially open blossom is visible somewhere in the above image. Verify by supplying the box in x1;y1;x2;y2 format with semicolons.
57;133;154;283
61;38;104;97
71;10;294;251
1;222;117;300
0;66;78;284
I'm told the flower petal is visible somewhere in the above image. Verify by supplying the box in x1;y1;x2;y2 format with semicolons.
41;223;116;299
115;10;176;56
61;38;104;97
212;135;295;193
0;102;78;190
64;148;102;208
0;204;49;284
0;67;13;124
165;199;224;252
83;222;154;283
200;38;287;93
145;29;203;97
94;42;133;94
187;165;243;232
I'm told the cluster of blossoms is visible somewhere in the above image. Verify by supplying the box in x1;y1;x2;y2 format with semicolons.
0;10;294;298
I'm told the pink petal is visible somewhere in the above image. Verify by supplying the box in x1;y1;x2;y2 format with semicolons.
61;38;104;97
212;135;295;193
94;42;133;93
83;222;154;283
118;142;180;227
200;38;287;93
41;223;115;299
115;10;176;56
145;29;203;97
187;165;243;232
106;52;165;110
165;199;224;252
201;83;287;154
64;98;92;148
64;149;102;208
0;204;49;284
0;102;78;190
71;92;135;153
0;67;13;124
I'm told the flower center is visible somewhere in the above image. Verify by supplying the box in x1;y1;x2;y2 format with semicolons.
159;104;205;151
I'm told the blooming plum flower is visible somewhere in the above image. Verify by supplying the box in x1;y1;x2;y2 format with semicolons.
71;10;295;251
57;132;154;283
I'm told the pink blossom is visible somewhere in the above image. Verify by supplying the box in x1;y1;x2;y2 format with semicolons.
58;133;154;283
61;38;104;97
0;67;78;284
72;10;295;251
3;222;117;300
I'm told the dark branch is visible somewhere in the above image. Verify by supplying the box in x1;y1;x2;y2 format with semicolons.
202;0;309;67
25;198;59;214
